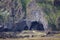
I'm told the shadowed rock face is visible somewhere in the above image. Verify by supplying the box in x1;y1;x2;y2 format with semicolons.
15;21;44;31
54;0;60;10
14;21;27;32
54;0;60;6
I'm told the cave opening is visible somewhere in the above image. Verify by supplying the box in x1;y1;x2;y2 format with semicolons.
24;26;28;30
30;21;44;31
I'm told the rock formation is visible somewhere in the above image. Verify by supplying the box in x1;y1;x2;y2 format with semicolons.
26;0;48;32
0;0;49;32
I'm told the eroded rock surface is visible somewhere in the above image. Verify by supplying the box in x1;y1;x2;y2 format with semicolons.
26;0;48;31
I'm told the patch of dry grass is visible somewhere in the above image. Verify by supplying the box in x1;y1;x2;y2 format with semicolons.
0;31;60;40
0;37;60;40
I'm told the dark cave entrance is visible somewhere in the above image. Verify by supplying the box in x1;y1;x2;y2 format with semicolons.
30;21;44;31
24;26;28;30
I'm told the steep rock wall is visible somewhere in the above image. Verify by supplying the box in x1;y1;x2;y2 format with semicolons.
26;0;48;31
